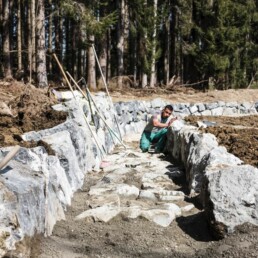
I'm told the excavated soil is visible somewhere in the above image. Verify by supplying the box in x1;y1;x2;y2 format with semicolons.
0;81;67;151
185;115;258;167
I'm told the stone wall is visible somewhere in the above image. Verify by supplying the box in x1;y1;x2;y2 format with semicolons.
0;95;258;255
0;93;119;256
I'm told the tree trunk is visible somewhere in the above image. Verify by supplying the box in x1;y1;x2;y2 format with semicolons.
149;0;158;87
48;0;53;74
87;35;97;90
27;0;32;81
98;36;108;88
77;29;82;80
141;0;148;88
53;2;63;77
164;1;171;85
36;0;48;87
133;33;137;86
0;0;3;76
17;0;22;71
31;0;36;72
170;2;177;78
117;0;125;88
65;18;71;72
3;0;12;79
107;28;111;83
72;20;77;80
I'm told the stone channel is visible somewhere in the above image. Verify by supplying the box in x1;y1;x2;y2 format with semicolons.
0;92;258;256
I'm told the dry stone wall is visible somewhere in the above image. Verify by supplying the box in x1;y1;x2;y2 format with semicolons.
0;95;258;255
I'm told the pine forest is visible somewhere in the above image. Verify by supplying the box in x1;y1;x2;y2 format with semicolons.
1;0;258;90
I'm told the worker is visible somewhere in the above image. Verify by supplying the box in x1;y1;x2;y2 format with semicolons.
140;105;177;153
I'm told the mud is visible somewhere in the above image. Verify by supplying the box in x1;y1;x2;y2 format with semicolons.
185;115;258;167
0;82;67;151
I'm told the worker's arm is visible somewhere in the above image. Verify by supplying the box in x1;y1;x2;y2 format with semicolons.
153;116;177;128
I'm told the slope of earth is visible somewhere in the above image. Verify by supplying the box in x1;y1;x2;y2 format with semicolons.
185;115;258;167
30;139;258;258
0;81;67;149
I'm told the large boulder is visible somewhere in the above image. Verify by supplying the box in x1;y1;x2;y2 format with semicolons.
203;165;258;239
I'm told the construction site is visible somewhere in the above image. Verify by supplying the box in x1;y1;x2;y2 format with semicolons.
0;78;257;257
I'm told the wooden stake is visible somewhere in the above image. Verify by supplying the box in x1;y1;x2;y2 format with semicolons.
66;72;127;149
53;53;105;158
0;145;20;170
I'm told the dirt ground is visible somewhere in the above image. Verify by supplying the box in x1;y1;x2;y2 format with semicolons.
110;86;258;104
0;81;67;150
185;115;258;167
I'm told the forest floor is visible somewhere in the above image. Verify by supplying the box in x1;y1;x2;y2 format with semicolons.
0;80;258;257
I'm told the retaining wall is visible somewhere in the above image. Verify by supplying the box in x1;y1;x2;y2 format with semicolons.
0;95;258;255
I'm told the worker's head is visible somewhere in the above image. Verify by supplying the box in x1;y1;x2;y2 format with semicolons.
161;105;173;118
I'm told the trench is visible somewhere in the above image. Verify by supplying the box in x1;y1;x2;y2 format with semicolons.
30;136;214;258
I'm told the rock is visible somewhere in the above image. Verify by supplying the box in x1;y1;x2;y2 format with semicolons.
204;165;258;237
225;101;238;108
186;132;219;192
255;101;258;111
200;110;212;116
75;204;121;222
140;209;177;227
151;98;165;108
87;194;120;209
0;102;13;116
114;103;122;115
211;107;224;116
161;203;182;216
89;184;140;199
139;190;158;201
222;107;238;115
189;105;198;114
217;101;225;107
196;103;206;112
181;204;195;213
241;102;253;110
205;102;218;110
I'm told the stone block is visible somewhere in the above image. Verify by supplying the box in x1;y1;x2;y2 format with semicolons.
204;165;258;237
222;107;238;116
205;102;218;110
189;105;198;114
200;110;212;116
197;103;206;112
151;98;165;108
211;107;224;116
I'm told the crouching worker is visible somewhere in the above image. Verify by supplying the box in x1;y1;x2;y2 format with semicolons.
140;105;177;153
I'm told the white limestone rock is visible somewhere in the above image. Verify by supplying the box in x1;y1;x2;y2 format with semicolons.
211;107;224;116
204;165;258;236
181;204;195;213
89;184;140;199
75;204;121;222
140;209;177;227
